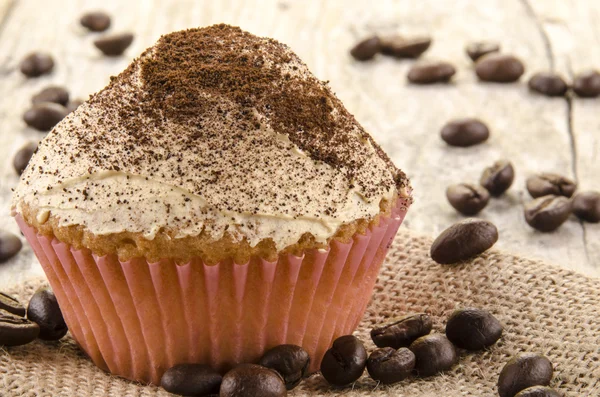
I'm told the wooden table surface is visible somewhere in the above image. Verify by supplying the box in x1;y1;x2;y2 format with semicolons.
1;0;599;289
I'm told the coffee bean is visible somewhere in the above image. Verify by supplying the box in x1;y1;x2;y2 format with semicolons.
380;35;432;58
430;218;498;264
498;353;553;397
528;72;568;97
259;344;310;390
572;191;600;223
572;70;600;98
320;335;367;386
524;195;571;232
526;173;577;198
160;364;222;396
514;386;561;397
13;141;37;175
0;311;40;346
407;61;456;84
409;334;457;377
445;308;502;350
27;287;68;340
32;86;69;106
0;292;26;317
20;52;54;77
366;347;415;384
350;36;380;61
466;41;500;62
0;231;22;263
446;183;490;215
66;99;84;113
480;159;515;196
94;33;135;56
23;103;69;131
371;313;432;349
220;364;286;397
441;118;490;147
475;54;525;83
80;11;111;32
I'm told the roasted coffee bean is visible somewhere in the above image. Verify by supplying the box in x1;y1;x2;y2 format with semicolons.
514;386;561;397
220;364;286;397
371;313;432;349
23;103;69;131
430;218;498;264
572;70;600;98
528;72;568;97
0;311;40;346
0;231;22;263
27;287;68;340
259;344;310;390
524;195;571;232
407;61;456;84
160;364;222;396
0;293;26;317
441;118;490;147
320;335;367;386
446;183;490;215
409;334;458;377
66;99;84;113
475;54;525;83
32;86;69;106
349;36;380;61
94;33;135;56
20;52;54;77
366;347;415;384
498;353;553;397
80;11;111;32
445;308;502;350
13;141;37;175
480;159;515;196
572;191;600;223
380;35;432;58
526;173;577;198
466;41;500;62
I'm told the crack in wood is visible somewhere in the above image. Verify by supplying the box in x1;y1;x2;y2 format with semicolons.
519;0;554;70
520;0;593;266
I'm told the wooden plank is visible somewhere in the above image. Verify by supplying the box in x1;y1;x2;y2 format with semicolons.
0;0;598;289
525;0;600;270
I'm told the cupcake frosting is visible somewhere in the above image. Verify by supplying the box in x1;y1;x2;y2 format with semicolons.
12;24;410;251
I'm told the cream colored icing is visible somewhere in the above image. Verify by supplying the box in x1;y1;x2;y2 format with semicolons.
12;25;409;251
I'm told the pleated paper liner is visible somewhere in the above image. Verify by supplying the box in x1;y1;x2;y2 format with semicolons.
16;198;409;385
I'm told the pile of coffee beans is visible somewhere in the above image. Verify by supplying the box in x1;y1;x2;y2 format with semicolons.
350;34;432;61
16;9;132;136
320;308;502;386
0;288;67;347
442;117;514;215
350;36;600;97
160;344;310;396
523;172;599;231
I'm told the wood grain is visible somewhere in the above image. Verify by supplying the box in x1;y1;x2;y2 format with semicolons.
0;0;598;289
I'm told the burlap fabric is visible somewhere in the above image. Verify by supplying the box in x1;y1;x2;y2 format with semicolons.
1;230;599;396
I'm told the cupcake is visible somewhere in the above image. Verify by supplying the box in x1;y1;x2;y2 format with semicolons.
12;24;411;384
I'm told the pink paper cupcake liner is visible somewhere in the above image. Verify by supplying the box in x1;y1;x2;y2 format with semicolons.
16;198;409;385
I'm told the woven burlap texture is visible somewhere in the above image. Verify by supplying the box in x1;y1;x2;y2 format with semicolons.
1;230;599;397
